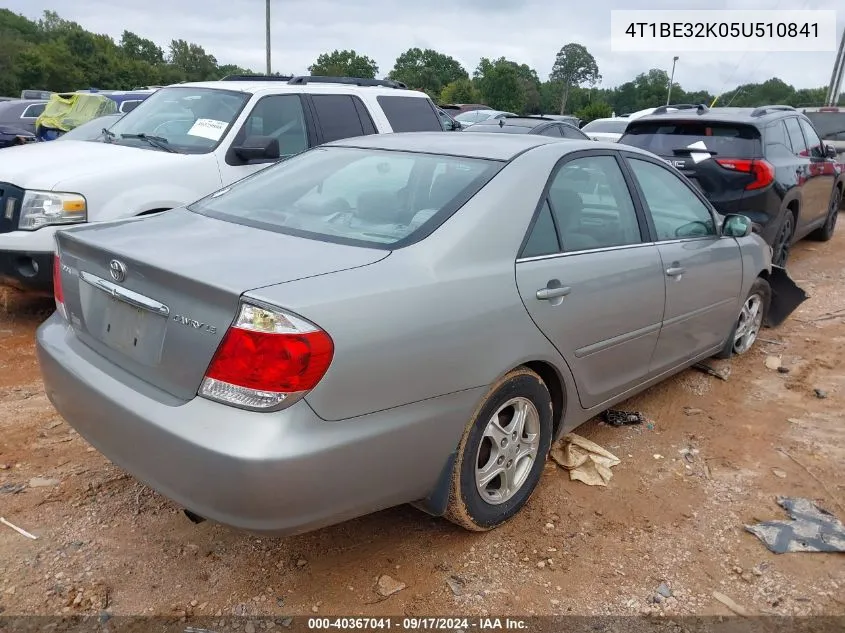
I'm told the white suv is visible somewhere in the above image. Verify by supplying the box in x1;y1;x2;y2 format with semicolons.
0;76;444;292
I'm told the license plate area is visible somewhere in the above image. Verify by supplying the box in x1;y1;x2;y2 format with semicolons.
78;276;167;366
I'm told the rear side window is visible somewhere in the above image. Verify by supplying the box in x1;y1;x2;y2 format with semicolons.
784;118;808;156
765;120;792;156
621;121;761;158
560;125;588;140
120;100;142;113
522;201;560;257
539;125;562;137
581;120;628;134
190;147;500;249
311;95;375;143
377;96;442;132
21;103;45;118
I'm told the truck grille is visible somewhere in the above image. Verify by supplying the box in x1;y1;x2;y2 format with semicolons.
0;183;24;234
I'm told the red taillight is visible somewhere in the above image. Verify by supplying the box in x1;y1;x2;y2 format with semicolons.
715;158;775;190
199;303;334;410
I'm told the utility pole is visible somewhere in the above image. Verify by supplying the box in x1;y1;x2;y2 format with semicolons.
265;0;271;75
667;56;679;105
826;27;845;106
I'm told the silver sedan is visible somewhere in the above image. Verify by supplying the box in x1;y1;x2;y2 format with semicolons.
37;132;798;536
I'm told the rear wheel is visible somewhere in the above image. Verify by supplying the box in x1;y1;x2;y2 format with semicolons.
810;187;841;242
715;278;771;359
444;367;553;532
772;212;794;267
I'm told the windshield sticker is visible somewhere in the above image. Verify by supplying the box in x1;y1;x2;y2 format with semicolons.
686;140;712;164
187;118;228;141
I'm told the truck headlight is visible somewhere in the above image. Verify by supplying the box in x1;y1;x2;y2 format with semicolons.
19;190;87;230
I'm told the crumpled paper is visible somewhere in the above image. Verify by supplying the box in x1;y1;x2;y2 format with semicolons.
550;433;621;486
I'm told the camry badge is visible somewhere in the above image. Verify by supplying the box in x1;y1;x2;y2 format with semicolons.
109;259;127;283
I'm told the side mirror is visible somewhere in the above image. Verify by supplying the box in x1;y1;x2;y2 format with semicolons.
825;144;838;159
233;135;280;162
722;214;752;238
450;120;462;131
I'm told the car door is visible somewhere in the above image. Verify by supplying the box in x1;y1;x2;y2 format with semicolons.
514;151;666;409
783;116;825;231
624;154;743;372
797;117;836;227
218;94;317;185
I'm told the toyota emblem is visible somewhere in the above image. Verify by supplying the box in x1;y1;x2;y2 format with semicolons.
109;259;127;283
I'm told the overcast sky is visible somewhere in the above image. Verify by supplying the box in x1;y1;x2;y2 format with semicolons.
6;0;844;94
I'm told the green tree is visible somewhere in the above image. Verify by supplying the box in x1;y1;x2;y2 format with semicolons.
440;78;481;104
217;63;255;78
120;30;164;66
308;50;378;79
550;43;601;114
388;48;467;96
474;57;526;113
576;101;612;123
168;39;218;82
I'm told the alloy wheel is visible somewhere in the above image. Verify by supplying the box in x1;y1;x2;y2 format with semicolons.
475;397;541;505
773;214;793;267
733;293;764;354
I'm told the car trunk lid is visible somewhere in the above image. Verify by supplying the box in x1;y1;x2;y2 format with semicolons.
620;119;764;207
56;209;388;401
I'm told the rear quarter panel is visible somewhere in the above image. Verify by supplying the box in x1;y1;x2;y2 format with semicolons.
737;233;772;299
246;143;576;422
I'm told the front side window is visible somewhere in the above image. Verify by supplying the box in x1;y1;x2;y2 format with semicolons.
190;147;500;248
784;117;808;157
628;158;716;240
548;155;643;252
798;119;823;158
108;86;249;154
237;94;308;156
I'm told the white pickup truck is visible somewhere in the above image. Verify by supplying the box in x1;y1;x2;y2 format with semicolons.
0;76;444;291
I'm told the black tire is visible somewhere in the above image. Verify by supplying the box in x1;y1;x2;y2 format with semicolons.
810;187;841;242
715;277;772;359
444;367;554;532
772;211;795;268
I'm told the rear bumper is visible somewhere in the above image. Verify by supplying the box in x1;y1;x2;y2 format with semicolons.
36;314;482;536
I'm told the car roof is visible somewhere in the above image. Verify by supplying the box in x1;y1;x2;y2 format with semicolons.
327;132;608;161
172;80;431;98
584;117;629;124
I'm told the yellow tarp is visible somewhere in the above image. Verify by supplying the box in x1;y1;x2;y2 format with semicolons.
35;92;117;133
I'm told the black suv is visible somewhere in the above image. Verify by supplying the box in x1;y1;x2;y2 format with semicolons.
620;104;843;266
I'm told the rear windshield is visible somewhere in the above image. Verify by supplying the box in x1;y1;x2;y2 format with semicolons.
189;147;500;249
803;112;845;141
620;121;762;157
581;119;628;134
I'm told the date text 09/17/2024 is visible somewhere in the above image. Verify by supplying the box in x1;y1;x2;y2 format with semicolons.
306;617;529;630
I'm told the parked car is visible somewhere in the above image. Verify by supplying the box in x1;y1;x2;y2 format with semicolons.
0;125;36;149
76;89;157;114
0;76;444;292
38;132;800;537
455;109;514;128
800;106;845;207
35;92;118;141
619;104;843;267
0;99;48;135
55;113;124;142
463;115;590;139
436;107;462;131
580;117;631;142
449;103;491;115
529;114;582;128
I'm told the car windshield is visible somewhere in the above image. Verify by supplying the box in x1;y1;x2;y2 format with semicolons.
581;120;629;134
107;86;249;153
456;110;494;123
58;114;123;141
189;146;500;248
803;112;845;141
620;121;762;157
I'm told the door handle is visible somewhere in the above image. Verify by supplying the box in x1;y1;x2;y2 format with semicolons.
665;266;686;277
536;286;572;300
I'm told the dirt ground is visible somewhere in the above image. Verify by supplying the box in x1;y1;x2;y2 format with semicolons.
1;232;844;621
